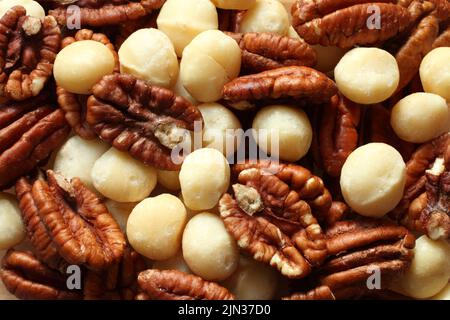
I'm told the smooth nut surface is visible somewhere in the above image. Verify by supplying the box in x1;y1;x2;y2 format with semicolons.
157;170;181;191
119;28;179;88
335;48;399;104
340;143;406;218
182;213;239;281
91;148;157;203
429;283;450;300
54;40;116;95
0;193;25;250
240;0;290;35
0;0;45;19
252;105;312;162
420;47;450;101
391;93;449;143
127;194;187;261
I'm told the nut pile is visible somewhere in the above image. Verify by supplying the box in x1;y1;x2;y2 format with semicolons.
0;0;449;301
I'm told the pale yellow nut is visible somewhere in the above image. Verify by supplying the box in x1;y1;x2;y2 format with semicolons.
278;0;296;22
119;28;179;88
182;213;239;281
104;200;137;233
180;30;241;102
390;236;450;299
152;251;191;274
391;92;449;143
180;148;230;211
252;105;312;162
171;76;198;105
211;0;256;10
313;45;348;73
0;193;25;250
240;0;290;35
157;169;181;191
420;47;450;101
91;148;157;203
340;143;406;218
335;48;399;104
198;102;242;156
54;40;115;95
0;0;45;19
53;136;109;192
429;282;450;300
222;256;279;300
127;194;187;261
157;0;218;57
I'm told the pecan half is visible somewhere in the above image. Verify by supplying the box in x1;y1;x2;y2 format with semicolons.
86;74;203;170
0;100;70;190
292;1;412;48
15;170;126;271
226;32;317;73
0;250;81;300
57;29;119;140
0;6;61;101
49;0;166;27
137;269;235;300
222;66;337;109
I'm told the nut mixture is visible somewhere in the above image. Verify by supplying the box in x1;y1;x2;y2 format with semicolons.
0;0;449;301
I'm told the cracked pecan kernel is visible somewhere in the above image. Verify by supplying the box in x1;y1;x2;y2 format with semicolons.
0;250;81;300
15;170;126;271
137;269;235;300
86;74;203;170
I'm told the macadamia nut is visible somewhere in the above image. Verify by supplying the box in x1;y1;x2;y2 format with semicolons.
0;0;45;19
252;105;312;162
54;40;116;95
335;48;400;104
53;136;109;192
340;143;406;218
390;235;450;299
0;193;25;250
157;0;218;56
127;194;187;260
239;0;290;35
152;251;191;274
223;256;278;300
391;92;449;143
180;148;230;211
182;213;239;281
91;148;157;203
104;200;136;232
180;30;241;102
420;47;450;101
157;169;181;191
198;103;242;156
172;76;198;105
119;28;179;88
211;0;256;9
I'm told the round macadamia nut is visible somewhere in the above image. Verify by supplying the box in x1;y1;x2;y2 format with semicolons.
420;47;450;101
172;76;198;105
239;0;290;35
127;194;187;260
223;256;278;300
252;105;312;162
157;0;218;56
0;0;45;19
335;48;400;104
0;193;25;250
198;103;242;156
390;236;450;299
104;200;137;232
182;213;239;281
54;40;116;95
430;282;450;300
157;169;181;191
391;93;449;143
91;148;157;203
53;136;109;192
211;0;256;10
180;148;230;211
180;30;241;102
340;143;406;218
152;251;191;274
313;45;348;73
118;28;179;88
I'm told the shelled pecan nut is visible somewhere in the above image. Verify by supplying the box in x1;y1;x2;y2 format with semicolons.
226;32;318;73
49;0;166;27
292;1;412;48
0;100;70;190
222;66;337;109
0;250;81;300
86;74;203;170
15;170;126;271
0;6;61;101
57;29;119;140
137;269;235;300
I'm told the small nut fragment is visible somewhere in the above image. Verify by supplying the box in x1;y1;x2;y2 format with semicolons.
0;193;25;250
239;0;290;35
420;47;450;100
